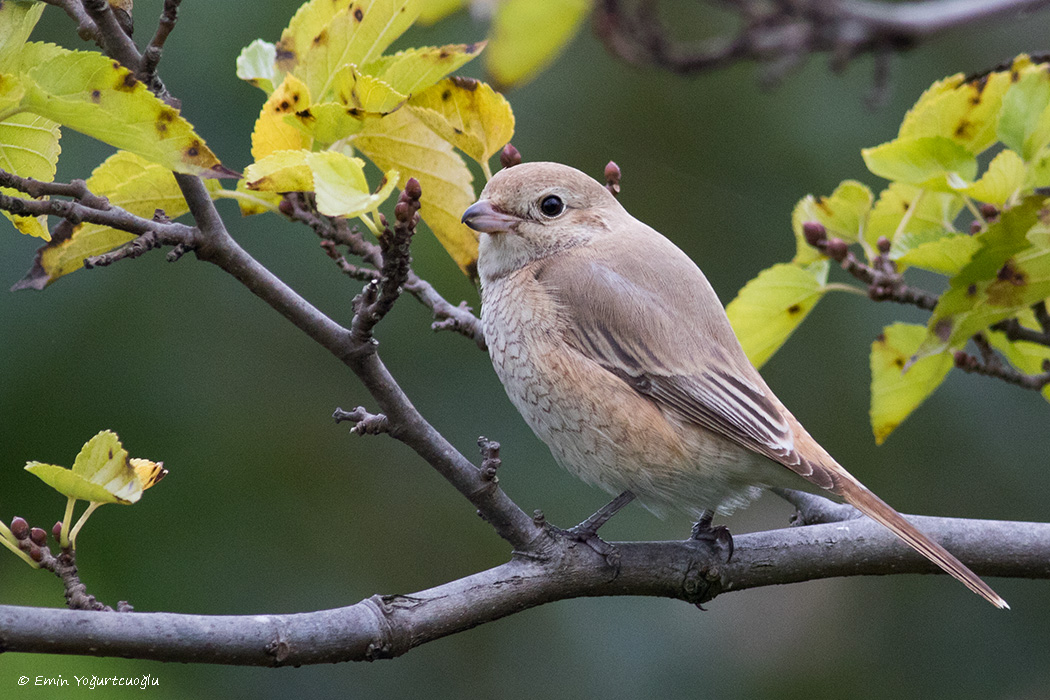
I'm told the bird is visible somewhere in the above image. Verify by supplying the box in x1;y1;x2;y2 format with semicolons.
460;160;1008;609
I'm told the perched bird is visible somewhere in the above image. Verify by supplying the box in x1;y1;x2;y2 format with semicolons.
461;161;1007;609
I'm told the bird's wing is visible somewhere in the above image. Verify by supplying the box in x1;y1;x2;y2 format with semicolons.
533;231;840;490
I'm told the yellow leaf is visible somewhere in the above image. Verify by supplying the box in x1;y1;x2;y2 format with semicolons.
129;458;168;490
0;71;26;116
297;0;421;101
407;77;514;168
0;112;61;240
865;182;962;251
364;42;485;96
19;46;227;176
245;149;399;218
869;323;952;444
217;178;284;217
353;108;478;274
16;151;215;288
251;73;313;161
331;64;406;113
790;180;873;263
24;430;161;505
726;261;829;369
486;0;590;89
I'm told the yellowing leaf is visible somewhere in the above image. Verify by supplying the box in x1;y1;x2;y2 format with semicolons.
275;0;356;74
14;151;212;289
0;71;25;116
418;0;464;24
486;0;590;89
790;180;872;263
251;73;313;160
726;261;829;369
0;0;44;71
899;63;1016;154
365;42;485;96
957;148;1026;206
865;183;962;250
331;64;406;113
129;458;168;490
24;430;160;505
297;0;421;101
0;112;61;240
870;323;952;445
353;108;478;274
862;135;978;192
245;149;399;218
20;47;227;176
407;77;514;168
236;39;282;95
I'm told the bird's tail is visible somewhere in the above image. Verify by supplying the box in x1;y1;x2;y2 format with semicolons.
840;481;1009;609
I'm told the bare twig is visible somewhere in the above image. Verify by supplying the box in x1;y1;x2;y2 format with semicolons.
594;0;1050;94
140;0;182;91
333;406;391;436
40;0;100;42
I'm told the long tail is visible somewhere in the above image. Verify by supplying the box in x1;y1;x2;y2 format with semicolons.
840;481;1009;609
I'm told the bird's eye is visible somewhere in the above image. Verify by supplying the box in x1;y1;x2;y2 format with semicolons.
539;195;564;217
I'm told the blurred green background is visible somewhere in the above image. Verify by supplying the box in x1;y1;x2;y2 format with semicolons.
2;1;1048;698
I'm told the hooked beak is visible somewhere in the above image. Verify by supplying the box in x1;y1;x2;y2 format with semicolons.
461;200;519;234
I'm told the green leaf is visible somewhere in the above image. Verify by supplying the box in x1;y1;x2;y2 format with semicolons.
998;69;1050;161
870;323;952;445
0;0;44;72
418;0;464;24
865;183;962;251
956;148;1026;206
917;196;1044;356
245;149;399;218
862;135;978;192
24;430;161;504
791;180;873;263
0;112;61;240
889;230;979;275
364;43;485;96
19;46;227;176
486;0;590;89
725;261;829;369
236;39;282;95
406;77;514;167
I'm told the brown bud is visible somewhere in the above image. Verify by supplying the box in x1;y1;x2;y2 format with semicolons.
970;220;982;235
394;201;410;221
52;521;63;541
30;527;47;546
825;238;849;263
980;203;999;220
953;350;970;369
404;177;422;200
10;516;29;540
876;236;891;254
500;143;522;169
802;221;827;247
29;546;43;562
277;197;295;217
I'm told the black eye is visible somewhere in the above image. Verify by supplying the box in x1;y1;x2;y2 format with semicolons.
539;195;564;217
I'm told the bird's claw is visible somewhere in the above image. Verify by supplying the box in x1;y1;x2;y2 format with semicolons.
690;511;734;562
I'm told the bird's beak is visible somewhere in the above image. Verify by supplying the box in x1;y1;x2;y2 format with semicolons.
461;200;519;234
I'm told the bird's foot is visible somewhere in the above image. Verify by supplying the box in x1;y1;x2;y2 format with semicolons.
690;510;734;562
556;491;636;569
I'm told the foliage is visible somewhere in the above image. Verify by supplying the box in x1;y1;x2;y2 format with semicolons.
727;54;1050;444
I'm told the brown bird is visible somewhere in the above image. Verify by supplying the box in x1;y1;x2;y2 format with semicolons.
461;161;1008;609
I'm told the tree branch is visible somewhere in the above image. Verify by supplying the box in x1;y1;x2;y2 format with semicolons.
1;510;1045;664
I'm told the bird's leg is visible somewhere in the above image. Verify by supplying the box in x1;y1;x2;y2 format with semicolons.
558;491;636;568
690;509;734;562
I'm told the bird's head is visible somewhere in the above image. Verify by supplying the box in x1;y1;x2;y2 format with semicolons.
462;162;623;280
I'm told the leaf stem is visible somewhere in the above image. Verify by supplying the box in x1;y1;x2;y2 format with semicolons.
824;282;869;296
68;502;103;549
0;521;40;568
211;189;280;214
60;496;76;549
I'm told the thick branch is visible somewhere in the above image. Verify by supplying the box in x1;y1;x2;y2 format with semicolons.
1;513;1045;664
